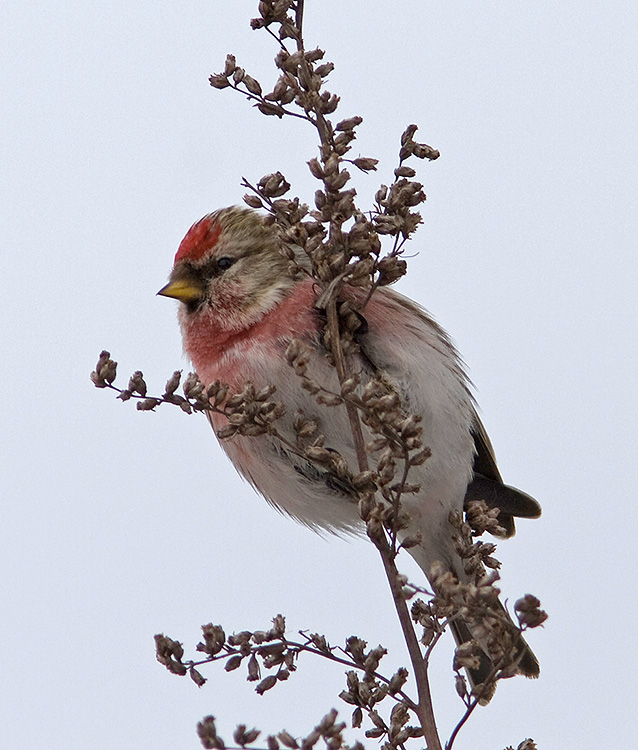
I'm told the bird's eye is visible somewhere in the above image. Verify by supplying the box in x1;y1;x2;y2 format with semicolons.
216;256;234;271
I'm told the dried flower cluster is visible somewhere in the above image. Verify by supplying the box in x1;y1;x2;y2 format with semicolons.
155;615;423;750
92;2;544;749
284;339;433;549
197;709;363;750
210;0;439;315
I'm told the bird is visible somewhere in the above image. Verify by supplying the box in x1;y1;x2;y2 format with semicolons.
158;205;541;696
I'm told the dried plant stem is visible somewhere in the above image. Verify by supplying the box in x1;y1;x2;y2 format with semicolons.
377;537;442;750
325;299;368;472
446;627;534;750
195;636;415;709
317;144;442;746
323;249;442;748
295;0;304;33
446;703;479;750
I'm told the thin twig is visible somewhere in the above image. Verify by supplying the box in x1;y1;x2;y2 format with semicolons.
325;299;369;472
190;636;417;712
446;696;481;750
377;538;443;750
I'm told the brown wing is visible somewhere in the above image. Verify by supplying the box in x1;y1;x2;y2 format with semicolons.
350;293;542;538
466;414;541;538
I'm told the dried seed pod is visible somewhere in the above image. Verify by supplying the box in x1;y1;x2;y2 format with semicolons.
225;654;243;672
98;357;118;384
216;424;238;439
315;62;334;78
388;667;409;695
197;716;222;750
258;171;291;197
336;116;363;131
189;666;207;687
271;614;285;635
243;75;262;96
296;419;318;438
313;190;328;210
233;725;260;747
247;654;260;681
278;87;297;105
225;393;246;409
307;158;324;179
257;102;285;117
401;124;419;145
199;623;226;655
453;642;482;672
345;636;367;664
209;74;230;89
243;194;263;209
314;392;343;407
352;157;378;172
413;142;440;160
276;731;298;750
164;370;181;396
255;384;277;401
255;675;278;695
183;372;205;399
128;371;147;397
305;446;333;463
394;165;416;178
515;595;548;628
304;48;325;63
136;398;160;411
325;170;350;191
224;54;237;75
319;92;340;114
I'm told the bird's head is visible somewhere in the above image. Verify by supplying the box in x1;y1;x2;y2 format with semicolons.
158;207;295;332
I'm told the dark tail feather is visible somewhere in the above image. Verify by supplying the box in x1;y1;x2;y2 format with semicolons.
464;474;542;538
449;609;539;706
449;617;497;705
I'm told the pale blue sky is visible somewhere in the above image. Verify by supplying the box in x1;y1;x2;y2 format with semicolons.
1;1;636;748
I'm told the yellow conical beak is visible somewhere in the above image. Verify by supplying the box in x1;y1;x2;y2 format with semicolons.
157;278;204;303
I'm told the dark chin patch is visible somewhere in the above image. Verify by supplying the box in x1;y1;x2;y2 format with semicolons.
183;297;206;314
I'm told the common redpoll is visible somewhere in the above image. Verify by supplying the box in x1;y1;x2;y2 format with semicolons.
159;206;541;696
